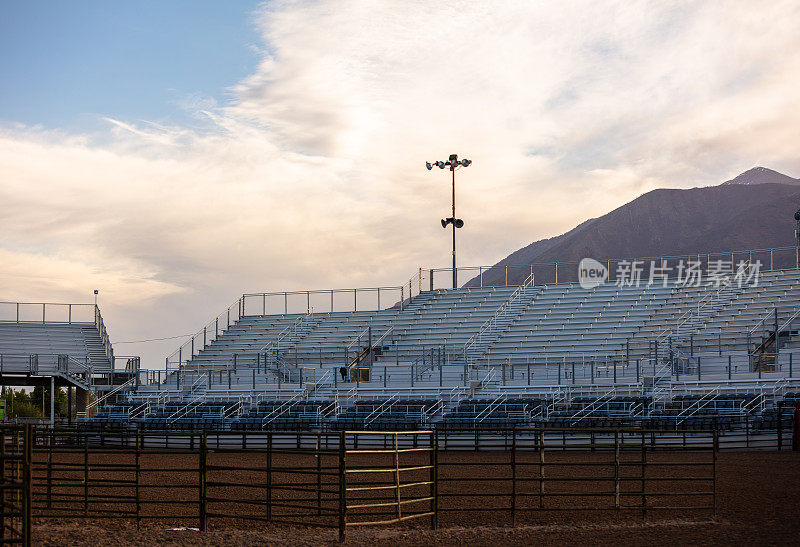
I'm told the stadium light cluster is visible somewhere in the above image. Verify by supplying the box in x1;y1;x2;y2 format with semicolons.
426;154;472;289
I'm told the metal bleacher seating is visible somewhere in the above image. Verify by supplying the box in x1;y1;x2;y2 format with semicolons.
85;259;800;433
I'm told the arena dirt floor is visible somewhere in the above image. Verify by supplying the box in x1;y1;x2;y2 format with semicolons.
32;450;800;545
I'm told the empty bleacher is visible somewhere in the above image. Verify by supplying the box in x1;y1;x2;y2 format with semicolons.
78;252;800;435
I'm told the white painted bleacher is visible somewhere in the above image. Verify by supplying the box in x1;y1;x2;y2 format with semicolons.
0;322;111;369
146;268;800;402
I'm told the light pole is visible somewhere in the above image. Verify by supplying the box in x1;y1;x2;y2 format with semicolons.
794;209;800;269
426;154;472;288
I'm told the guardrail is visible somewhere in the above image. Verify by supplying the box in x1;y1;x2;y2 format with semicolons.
242;286;406;316
25;426;726;542
0;302;95;324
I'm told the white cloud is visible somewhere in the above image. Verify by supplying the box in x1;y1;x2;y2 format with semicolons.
1;0;799;365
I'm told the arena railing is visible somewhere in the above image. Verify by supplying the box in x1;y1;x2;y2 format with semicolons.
24;426;727;541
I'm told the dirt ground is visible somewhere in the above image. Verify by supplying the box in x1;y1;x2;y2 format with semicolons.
31;450;800;545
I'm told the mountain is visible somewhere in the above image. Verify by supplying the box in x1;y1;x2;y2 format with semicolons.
466;167;800;287
722;166;798;186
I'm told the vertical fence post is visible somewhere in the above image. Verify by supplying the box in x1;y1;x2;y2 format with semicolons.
0;424;5;543
338;431;347;543
83;434;89;517
712;429;718;516
46;430;52;509
640;430;646;518
430;430;438;530
614;430;620;510
511;428;516;527
199;433;207;531
316;435;322;516
538;430;545;509
267;432;273;521
393;434;401;522
23;425;32;547
136;432;141;529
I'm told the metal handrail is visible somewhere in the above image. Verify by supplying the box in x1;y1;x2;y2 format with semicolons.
167;395;206;424
86;378;136;411
474;392;507;423
260;314;310;352
364;394;399;425
262;391;305;424
748;306;778;336
463;272;535;357
675;389;719;424
570;389;617;426
651;261;752;355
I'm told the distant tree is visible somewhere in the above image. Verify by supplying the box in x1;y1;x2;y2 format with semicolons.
31;385;68;417
8;390;39;418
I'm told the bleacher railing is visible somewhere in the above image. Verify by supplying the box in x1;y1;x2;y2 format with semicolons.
426;245;799;289
165;296;244;372
241;286;406;316
0;301;95;324
0;352;126;391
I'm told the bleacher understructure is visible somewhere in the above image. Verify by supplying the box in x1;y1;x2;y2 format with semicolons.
3;248;800;434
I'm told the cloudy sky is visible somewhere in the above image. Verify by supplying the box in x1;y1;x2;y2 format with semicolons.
1;0;799;366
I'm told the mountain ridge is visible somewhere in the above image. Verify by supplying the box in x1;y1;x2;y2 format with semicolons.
465;167;800;287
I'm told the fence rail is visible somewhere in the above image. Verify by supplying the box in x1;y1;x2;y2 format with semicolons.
19;426;725;542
